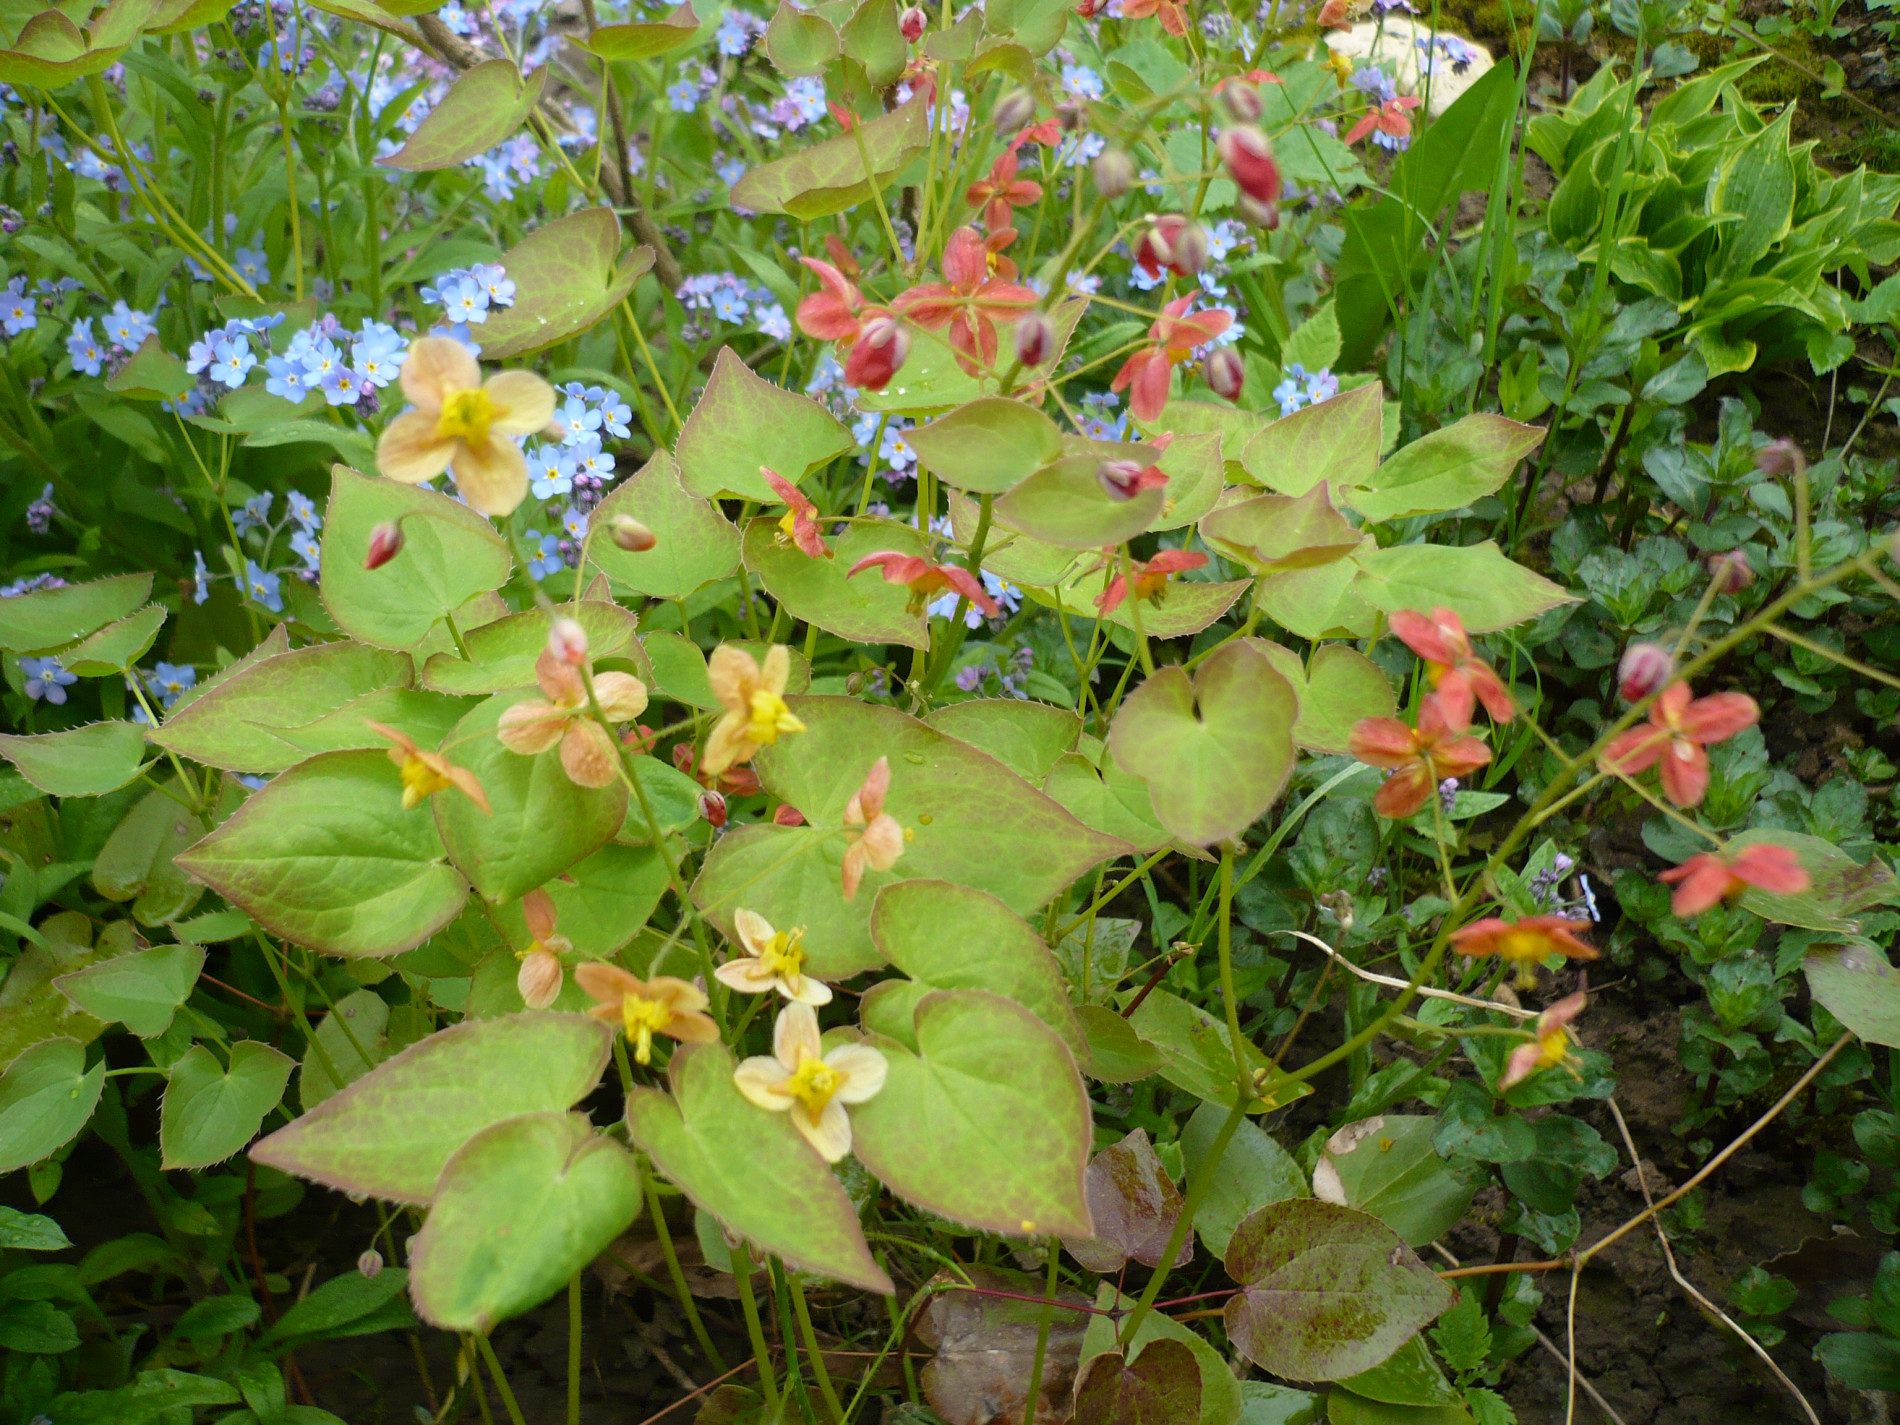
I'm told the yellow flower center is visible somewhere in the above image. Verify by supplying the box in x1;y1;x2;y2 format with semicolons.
748;689;805;745
399;754;453;809
435;386;495;446
778;509;800;542
1498;930;1552;963
759;928;807;984
622;994;674;1065
779;1054;844;1122
1535;1027;1572;1069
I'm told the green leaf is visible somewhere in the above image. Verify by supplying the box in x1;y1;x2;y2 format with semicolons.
421;599;643;696
575;0;699;58
47;1369;243;1425
490;841;667;956
263;1268;414;1346
763;0;838;73
0;1037;104;1175
625;1041;892;1291
432;692;627;903
176;750;471;959
1108;641;1298;846
868;880;1088;1067
298;987;389;1111
852;989;1092;1237
150;641;416;773
1180;1099;1308;1257
1255;537;1381;641
925;698;1079;781
994;454;1164;551
0;722;148;798
267;687;468;759
1311;1116;1483;1247
1344;415;1544;523
0;573;150;654
676;346;855;502
1238;1381;1325;1424
478;208;655;360
1289;646;1396;756
1806;943;1900;1049
1734;829;1900;932
91;782;206;926
320;465;513;650
1073;1338;1203;1425
1128;990;1308;1113
730;90;931;219
160;1041;294;1170
1351;541;1576;635
1237;381;1383;495
105;334;193;401
1076;1004;1164;1083
1080;1284;1242;1425
379;58;547;170
171;1295;262;1341
1326;1389;1472;1425
1817;1331;1900;1391
1282;301;1342;373
54;942;203;1039
589;450;740;599
0;918;129;1071
0;1204;70;1250
905;398;1064;494
842;0;906;83
0;1299;78;1354
410;1110;642;1331
1223;1199;1454;1381
1043;749;1170;855
60;603;167;676
742;516;928;650
1199;484;1362;573
253;1012;612;1203
1031;568;1250;641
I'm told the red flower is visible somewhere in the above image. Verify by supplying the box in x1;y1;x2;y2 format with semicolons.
966;150;1043;235
1011;117;1064;150
1132;215;1208;280
1659;843;1809;918
762;466;829;559
1388;606;1514;730
1348;693;1493;819
795;256;869;342
1118;0;1188;35
1598;681;1759;808
892;225;1039;377
1110;296;1235;424
1096;549;1207;614
846;551;1000;618
1450;915;1598;988
1347;96;1421;147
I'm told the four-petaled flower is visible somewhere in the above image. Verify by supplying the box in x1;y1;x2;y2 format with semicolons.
1096;549;1207;615
846;551;1000;618
1348;695;1493;819
497;648;649;789
704;643;807;776
375;336;556;517
966;151;1043;234
1118;0;1189;35
1450;914;1598;988
795;255;872;343
1388;606;1515;731
718;908;832;1004
515;888;570;1010
1598;681;1759;808
576;962;719;1065
794;256;909;391
842;757;907;900
892;225;1039;377
1346;95;1421;147
1659;842;1809;918
763;466;828;559
1501;991;1587;1089
1111;297;1235;424
368;720;490;814
734;1002;888;1162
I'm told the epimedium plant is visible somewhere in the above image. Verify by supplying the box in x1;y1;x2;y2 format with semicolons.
5;0;1900;1420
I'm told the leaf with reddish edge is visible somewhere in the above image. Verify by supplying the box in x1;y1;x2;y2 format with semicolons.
1222;1199;1453;1381
377;59;548;171
1238;380;1385;494
995;454;1165;551
1351;541;1575;635
476;209;654;359
731;91;931;219
1254;641;1398;757
904;397;1063;494
1343;413;1544;523
1199;483;1361;572
1071;1338;1203;1425
588;449;740;600
574;0;699;58
676;347;855;502
1063;1129;1194;1273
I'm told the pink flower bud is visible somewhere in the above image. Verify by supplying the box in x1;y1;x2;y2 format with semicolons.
1135;216;1209;277
610;515;656;552
1318;0;1350;25
698;789;728;828
773;804;807;826
1204;347;1244;403
357;1249;384;1278
1092;149;1135;199
1217;124;1282;206
1708;550;1754;593
900;4;927;41
845;316;910;392
1098;459;1166;501
1617;642;1676;704
516;948;563;1010
1235;193;1281;231
548;617;588;667
1755;437;1805;479
1015;312;1055;368
364;521;403;570
1220;82;1263;124
1171;220;1210;275
992;87;1036;133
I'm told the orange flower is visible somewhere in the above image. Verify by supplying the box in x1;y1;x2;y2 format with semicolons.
703;644;805;776
1598;681;1759;808
1118;0;1188;35
1096;549;1207;615
1111;297;1235;424
515;888;570;1010
1347;693;1493;819
1450;914;1598;988
1346;96;1421;147
1388;606;1515;730
846;551;999;617
842;757;907;900
1659;843;1809;918
575;961;719;1065
966;150;1042;234
368;721;490;814
763;466;829;558
497;648;649;789
375;336;556;517
1502;991;1587;1089
891;225;1039;377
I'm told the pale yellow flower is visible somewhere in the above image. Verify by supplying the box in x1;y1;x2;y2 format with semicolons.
716;909;831;1005
515;888;570;1010
841;756;907;901
367;720;490;814
497;649;648;789
575;961;719;1065
375;336;556;517
702;644;805;776
734;1002;887;1162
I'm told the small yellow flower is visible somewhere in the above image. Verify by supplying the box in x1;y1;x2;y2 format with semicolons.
717;909;831;1005
734;1003;887;1163
575;961;720;1065
497;648;649;789
515;888;570;1010
841;756;907;901
375;336;557;517
368;721;490;814
703;644;805;776
1502;992;1588;1089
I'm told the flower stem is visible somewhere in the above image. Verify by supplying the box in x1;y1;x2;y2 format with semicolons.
647;1178;726;1370
566;1273;583;1425
1020;1244;1062;1422
475;1333;528;1425
732;1244;780;1416
788;1273;844;1424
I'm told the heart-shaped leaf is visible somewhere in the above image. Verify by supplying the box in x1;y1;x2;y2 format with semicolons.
0;573;150;654
54;942;203;1039
93;782;206;926
995;455;1164;550
252;1012;612;1203
1255;537;1381;640
676;347;855;502
731;91;930;219
588;450;740;600
1238;381;1384;495
1043;750;1170;855
1352;541;1575;634
1064;1129;1193;1273
1199;484;1361;572
905;398;1063;494
576;0;700;58
160;1042;295;1170
410;1111;643;1331
741;516;928;650
420;599;643;695
0;721;148;798
0;1037;103;1175
1180;1100;1307;1257
1343;414;1543;523
1108;641;1297;845
1072;1338;1202;1425
924;698;1079;781
378;59;548;171
477;209;654;359
763;0;838;72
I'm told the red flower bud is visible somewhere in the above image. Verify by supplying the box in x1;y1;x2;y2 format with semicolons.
548;617;588;667
1098;458;1168;501
773;804;807;826
993;88;1037;133
845;316;910;392
1318;0;1351;26
1617;642;1676;704
698;789;727;828
364;521;403;570
900;4;927;41
1015;312;1055;368
610;515;656;552
1092;149;1135;199
1220;82;1264;124
1235;193;1281;230
1217;124;1282;206
1708;550;1754;593
1204;346;1244;402
1133;215;1209;278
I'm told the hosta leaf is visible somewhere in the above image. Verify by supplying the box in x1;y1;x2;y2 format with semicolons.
741;516;928;650
1351;541;1575;635
0;573;150;654
625;1041;892;1292
160;1041;294;1170
176;749;470;958
377;59;547;170
0;1037;103;1175
675;346;855;503
853;989;1092;1237
0;722;148;798
478;208;654;359
588;449;740;599
730;90;930;219
904;398;1063;494
54;942;202;1039
250;1012;613;1203
410;1111;642;1331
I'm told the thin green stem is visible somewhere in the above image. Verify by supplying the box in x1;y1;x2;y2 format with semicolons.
567;1273;583;1425
788;1274;843;1424
647;1179;726;1370
732;1244;781;1416
475;1333;529;1425
1020;1244;1062;1423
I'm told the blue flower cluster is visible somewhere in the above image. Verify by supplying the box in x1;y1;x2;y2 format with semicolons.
420;262;516;348
264;317;410;408
1273;364;1341;416
130;661;198;723
66;300;159;376
675;272;792;340
518;382;635;580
